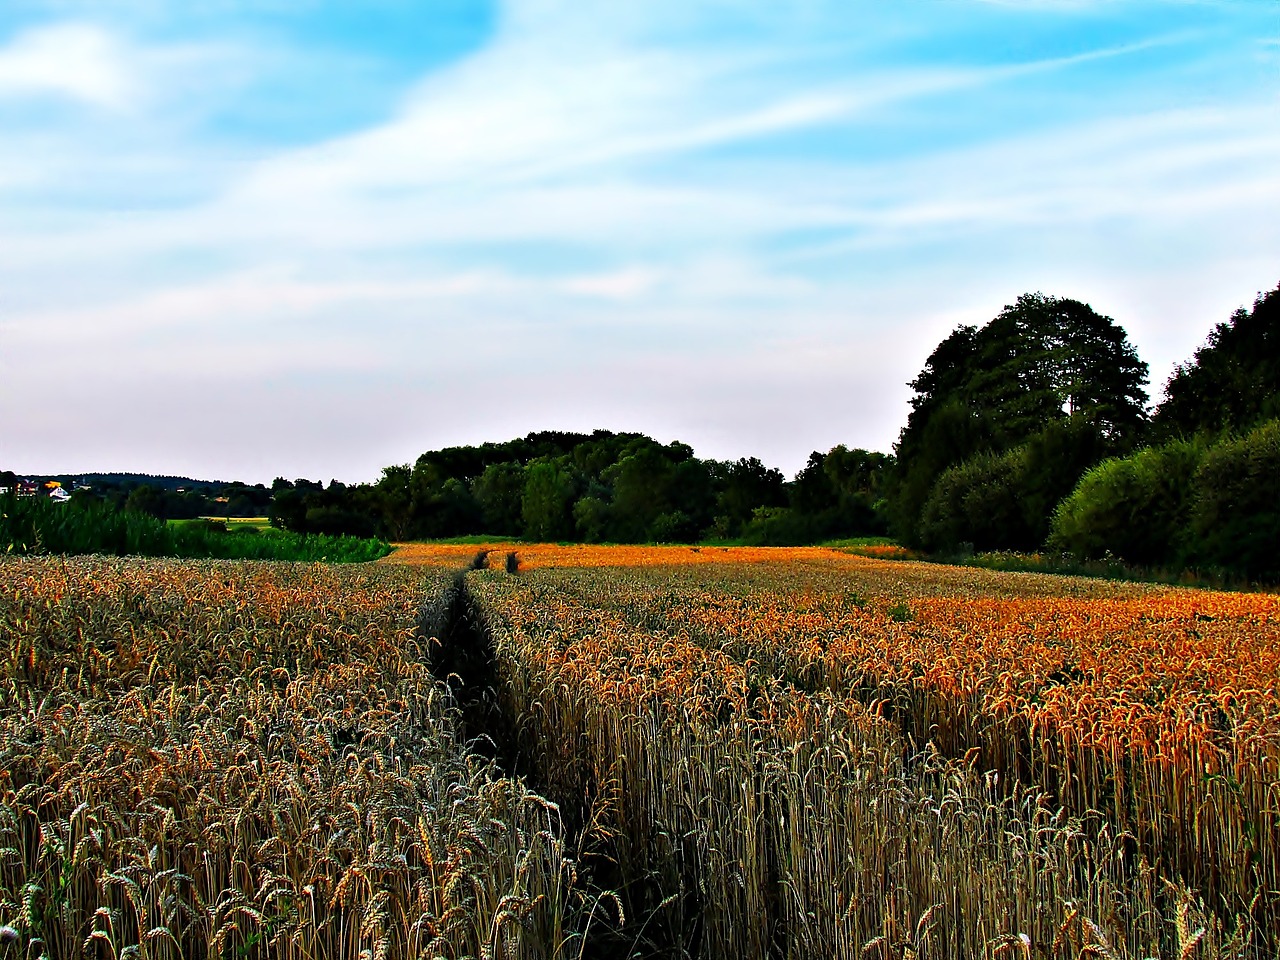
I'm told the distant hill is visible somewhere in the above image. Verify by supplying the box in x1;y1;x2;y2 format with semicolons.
26;473;231;491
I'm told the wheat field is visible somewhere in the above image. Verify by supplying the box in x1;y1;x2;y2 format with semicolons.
2;549;1274;958
0;558;571;960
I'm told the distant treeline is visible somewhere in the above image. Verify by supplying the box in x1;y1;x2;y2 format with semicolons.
0;473;276;520
270;436;892;546
4;441;892;548
266;278;1277;575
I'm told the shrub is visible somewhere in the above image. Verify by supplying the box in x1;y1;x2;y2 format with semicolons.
918;448;1034;553
648;510;698;543
1047;440;1204;566
741;507;818;546
1187;419;1280;581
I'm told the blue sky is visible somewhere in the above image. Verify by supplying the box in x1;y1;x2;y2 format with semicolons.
1;0;1277;482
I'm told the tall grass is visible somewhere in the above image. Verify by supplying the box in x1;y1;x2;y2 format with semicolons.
1;495;389;562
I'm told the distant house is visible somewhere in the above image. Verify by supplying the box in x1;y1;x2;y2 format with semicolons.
0;486;10;496
48;487;71;503
16;480;40;497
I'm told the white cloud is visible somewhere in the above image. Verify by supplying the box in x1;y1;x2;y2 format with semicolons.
0;22;137;108
561;267;661;299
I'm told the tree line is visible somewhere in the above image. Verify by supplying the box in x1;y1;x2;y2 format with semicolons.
0;473;276;520
269;433;891;546
271;278;1277;579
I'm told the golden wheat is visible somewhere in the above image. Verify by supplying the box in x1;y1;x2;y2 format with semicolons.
0;557;571;960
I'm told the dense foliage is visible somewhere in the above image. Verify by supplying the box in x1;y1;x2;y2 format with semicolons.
1155;284;1280;438
267;432;891;545
891;280;1280;581
1048;413;1280;580
917;447;1032;553
1048;439;1205;566
1187;420;1280;581
891;293;1149;546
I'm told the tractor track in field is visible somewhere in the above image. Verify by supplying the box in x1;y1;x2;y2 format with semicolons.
416;562;701;960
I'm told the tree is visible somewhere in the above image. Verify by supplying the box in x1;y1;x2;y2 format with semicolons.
1154;283;1280;438
1017;415;1119;545
125;484;167;520
471;461;526;536
604;442;678;542
408;461;481;538
791;446;892;538
373;465;413;541
891;293;1149;546
711;458;786;537
669;458;717;534
304;504;376;538
573;495;611;542
521;460;576;541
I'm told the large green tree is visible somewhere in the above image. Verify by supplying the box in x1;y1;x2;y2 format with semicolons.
372;465;413;541
892;293;1149;546
521;459;577;541
710;457;786;537
1154;283;1280;438
471;461;526;536
789;446;892;539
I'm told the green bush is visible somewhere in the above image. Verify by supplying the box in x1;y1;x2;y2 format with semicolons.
917;448;1034;553
1017;415;1122;544
1187;419;1280;581
1047;440;1204;565
741;507;819;546
2;495;390;563
572;496;610;543
648;510;698;544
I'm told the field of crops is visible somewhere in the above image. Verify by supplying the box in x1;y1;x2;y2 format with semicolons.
3;547;1276;959
454;547;1276;958
0;558;570;960
380;541;853;570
